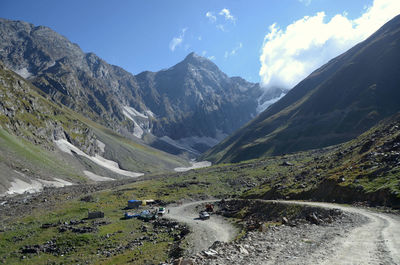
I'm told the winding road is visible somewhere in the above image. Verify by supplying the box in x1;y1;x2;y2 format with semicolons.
293;201;400;265
165;200;400;264
165;200;238;255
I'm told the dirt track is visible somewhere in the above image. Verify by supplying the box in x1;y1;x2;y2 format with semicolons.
165;200;238;255
286;201;400;265
167;200;400;264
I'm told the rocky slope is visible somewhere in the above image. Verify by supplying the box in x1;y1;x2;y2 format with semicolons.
0;61;188;195
203;14;400;163
0;18;285;156
137;53;283;155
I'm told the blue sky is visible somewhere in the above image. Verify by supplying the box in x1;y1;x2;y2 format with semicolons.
1;0;399;86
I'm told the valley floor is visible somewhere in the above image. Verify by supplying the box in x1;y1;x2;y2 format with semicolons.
1;171;399;264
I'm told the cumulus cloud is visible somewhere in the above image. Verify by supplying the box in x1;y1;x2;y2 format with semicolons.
225;42;243;58
219;8;236;22
206;11;217;23
259;0;400;90
169;28;187;52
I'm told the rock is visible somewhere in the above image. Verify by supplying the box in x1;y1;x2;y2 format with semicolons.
309;213;320;225
203;249;218;258
259;223;268;232
238;245;249;255
282;217;289;225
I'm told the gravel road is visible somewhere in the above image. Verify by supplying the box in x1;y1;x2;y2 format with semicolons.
168;200;400;264
165;200;238;255
288;201;400;265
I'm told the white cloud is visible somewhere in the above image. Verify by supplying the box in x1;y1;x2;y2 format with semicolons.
219;8;235;22
206;8;236;31
298;0;312;6
208;55;216;60
225;42;243;58
169;28;188;52
259;0;400;90
206;11;217;23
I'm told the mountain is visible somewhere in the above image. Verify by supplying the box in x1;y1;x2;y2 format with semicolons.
136;52;275;155
0;18;285;157
0;61;188;195
203;14;400;163
242;111;400;207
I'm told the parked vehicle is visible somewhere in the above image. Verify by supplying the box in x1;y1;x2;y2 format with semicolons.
205;203;214;212
138;210;157;221
124;212;139;219
199;211;210;220
158;207;166;216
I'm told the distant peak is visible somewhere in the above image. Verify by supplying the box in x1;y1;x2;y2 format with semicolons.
184;52;201;61
170;52;221;73
182;52;214;67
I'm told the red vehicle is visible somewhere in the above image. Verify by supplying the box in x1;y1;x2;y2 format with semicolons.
205;204;214;212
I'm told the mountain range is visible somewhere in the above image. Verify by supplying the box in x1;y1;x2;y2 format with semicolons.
203;14;400;163
1;14;399;196
0;18;286;157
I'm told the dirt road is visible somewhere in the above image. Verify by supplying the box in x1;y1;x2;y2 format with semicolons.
167;200;400;264
165;200;238;255
285;201;400;265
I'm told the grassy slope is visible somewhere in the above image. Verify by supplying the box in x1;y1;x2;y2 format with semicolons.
0;62;188;184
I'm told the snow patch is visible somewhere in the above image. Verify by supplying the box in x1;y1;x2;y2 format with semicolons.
6;178;42;195
123;106;152;138
257;92;285;113
14;68;32;79
96;140;105;153
38;178;73;188
132;120;144;138
123;106;148;119
2;171;73;196
145;110;155;118
55;139;143;178
84;171;114;182
174;161;212;172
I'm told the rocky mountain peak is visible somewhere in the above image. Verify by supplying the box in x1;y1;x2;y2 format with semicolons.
179;52;220;73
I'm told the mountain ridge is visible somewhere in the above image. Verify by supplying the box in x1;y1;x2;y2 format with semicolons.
202;14;400;163
0;17;286;156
